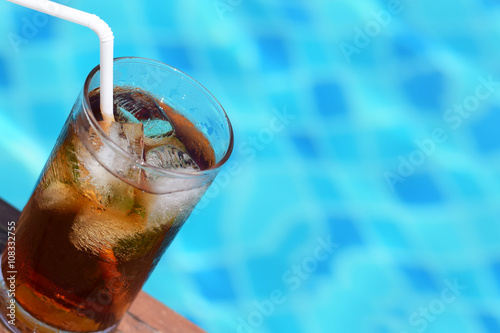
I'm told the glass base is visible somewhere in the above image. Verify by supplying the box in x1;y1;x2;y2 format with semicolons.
0;255;118;333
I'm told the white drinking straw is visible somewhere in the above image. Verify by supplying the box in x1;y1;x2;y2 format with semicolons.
6;0;115;122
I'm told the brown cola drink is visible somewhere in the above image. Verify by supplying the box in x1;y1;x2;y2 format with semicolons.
1;86;218;331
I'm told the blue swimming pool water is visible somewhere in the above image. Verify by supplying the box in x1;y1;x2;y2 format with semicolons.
2;1;500;332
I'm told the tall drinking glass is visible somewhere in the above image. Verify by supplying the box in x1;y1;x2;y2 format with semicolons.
0;57;233;332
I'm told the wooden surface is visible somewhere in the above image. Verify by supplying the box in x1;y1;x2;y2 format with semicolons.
0;199;205;333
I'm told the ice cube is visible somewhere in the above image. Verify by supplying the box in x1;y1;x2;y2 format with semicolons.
138;185;207;229
144;133;189;152
80;155;138;213
80;122;144;208
70;208;143;257
100;121;145;162
114;90;174;139
146;145;200;172
37;181;80;213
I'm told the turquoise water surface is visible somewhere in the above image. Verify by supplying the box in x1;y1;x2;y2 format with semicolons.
2;1;500;332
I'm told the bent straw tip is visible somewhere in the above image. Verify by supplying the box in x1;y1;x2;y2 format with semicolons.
88;14;114;43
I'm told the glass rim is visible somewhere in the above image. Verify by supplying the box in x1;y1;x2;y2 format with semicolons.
82;56;234;179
